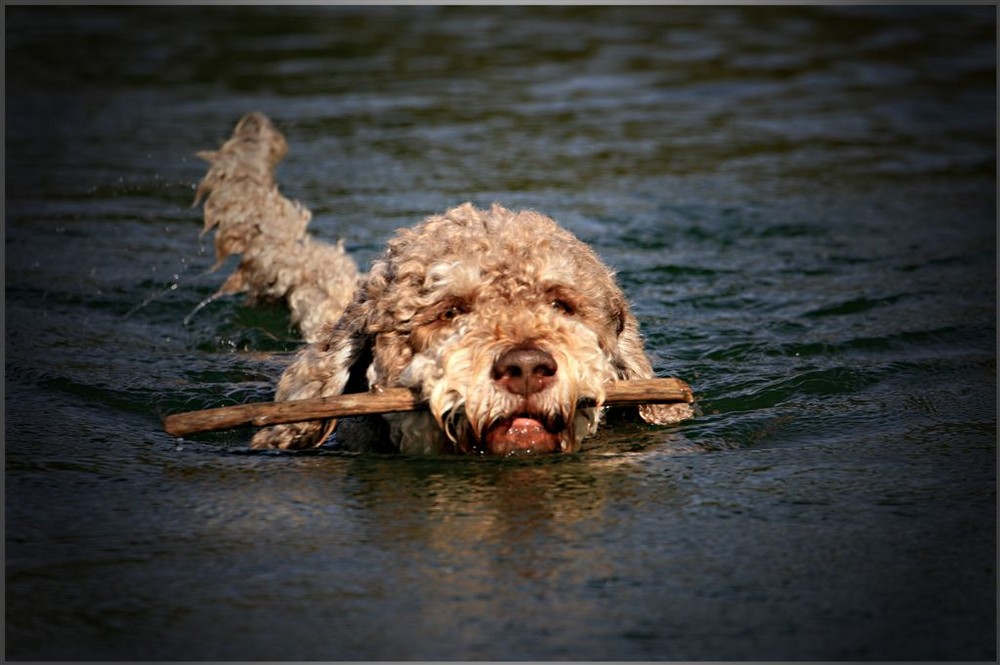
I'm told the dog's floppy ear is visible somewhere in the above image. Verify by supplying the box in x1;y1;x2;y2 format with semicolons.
250;298;375;450
614;312;694;426
614;311;656;382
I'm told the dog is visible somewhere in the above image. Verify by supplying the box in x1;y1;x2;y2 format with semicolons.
194;113;694;455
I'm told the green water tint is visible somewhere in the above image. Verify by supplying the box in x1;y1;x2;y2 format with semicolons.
5;6;995;661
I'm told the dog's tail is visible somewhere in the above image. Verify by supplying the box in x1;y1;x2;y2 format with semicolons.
190;113;359;342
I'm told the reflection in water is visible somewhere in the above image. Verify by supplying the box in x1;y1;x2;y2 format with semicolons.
343;454;681;583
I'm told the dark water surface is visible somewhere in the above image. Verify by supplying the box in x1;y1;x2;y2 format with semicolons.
5;6;996;660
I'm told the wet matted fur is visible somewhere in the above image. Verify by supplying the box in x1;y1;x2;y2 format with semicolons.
194;113;693;456
194;112;359;343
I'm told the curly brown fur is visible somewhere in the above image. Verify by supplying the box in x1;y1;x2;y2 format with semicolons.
251;202;694;455
193;113;693;454
193;112;359;342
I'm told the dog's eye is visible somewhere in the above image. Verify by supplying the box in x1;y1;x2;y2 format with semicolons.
551;299;575;315
439;306;462;321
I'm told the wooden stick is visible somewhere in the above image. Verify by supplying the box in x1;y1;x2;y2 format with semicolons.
162;377;693;438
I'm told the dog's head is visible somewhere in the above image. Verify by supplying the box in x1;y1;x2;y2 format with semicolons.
325;203;661;455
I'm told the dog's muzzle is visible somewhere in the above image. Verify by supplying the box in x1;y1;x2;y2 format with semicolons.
479;345;565;455
427;344;600;456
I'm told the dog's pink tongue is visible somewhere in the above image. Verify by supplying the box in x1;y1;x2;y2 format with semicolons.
484;417;561;456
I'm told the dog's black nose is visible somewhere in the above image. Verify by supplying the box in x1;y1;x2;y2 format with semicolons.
492;346;558;396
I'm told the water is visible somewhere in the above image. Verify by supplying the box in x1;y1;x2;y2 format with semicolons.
5;6;995;660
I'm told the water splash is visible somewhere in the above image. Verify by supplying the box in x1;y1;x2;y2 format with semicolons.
182;289;226;327
123;279;181;319
123;262;222;323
